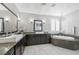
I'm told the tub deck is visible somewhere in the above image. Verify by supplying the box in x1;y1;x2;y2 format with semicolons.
51;35;79;50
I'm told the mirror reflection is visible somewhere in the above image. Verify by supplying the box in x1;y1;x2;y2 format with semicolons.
0;4;18;36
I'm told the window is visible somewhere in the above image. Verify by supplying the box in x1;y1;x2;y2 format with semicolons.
51;20;55;31
51;19;60;32
56;20;60;31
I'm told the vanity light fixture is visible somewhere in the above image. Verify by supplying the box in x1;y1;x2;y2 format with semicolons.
30;18;34;23
42;20;46;24
4;48;8;51
5;17;9;22
18;18;21;21
18;16;21;21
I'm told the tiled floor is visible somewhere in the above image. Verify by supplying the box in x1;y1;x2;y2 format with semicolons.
23;44;79;55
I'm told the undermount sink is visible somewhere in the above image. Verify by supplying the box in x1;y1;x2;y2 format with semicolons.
0;35;16;43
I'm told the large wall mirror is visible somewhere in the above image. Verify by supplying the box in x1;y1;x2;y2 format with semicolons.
34;20;43;32
0;3;18;34
0;18;4;32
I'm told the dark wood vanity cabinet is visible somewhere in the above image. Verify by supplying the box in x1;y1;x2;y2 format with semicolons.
26;34;50;46
14;45;21;55
5;35;26;55
14;45;24;55
5;42;24;55
5;47;15;55
14;36;26;55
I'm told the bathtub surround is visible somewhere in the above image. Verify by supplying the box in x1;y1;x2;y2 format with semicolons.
51;35;79;50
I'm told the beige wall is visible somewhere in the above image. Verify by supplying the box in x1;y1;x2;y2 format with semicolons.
18;12;60;33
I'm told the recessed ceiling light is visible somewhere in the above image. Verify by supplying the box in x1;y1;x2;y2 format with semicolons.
41;3;47;5
51;3;56;7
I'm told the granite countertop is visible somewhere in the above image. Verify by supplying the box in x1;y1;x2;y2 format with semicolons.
0;34;24;55
23;32;49;35
0;42;16;55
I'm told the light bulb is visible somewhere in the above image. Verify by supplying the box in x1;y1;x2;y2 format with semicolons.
5;17;9;21
18;16;21;21
30;19;34;23
42;20;46;23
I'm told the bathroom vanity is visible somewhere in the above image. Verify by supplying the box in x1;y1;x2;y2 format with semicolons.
0;34;25;55
0;33;51;55
0;42;16;55
24;33;50;46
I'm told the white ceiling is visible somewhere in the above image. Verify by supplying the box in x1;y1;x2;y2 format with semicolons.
15;3;79;16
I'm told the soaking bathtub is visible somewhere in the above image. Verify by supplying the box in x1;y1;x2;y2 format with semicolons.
51;35;79;50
